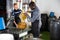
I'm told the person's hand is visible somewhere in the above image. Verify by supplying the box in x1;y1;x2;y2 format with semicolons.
13;21;18;28
13;21;15;24
16;24;18;28
24;12;28;16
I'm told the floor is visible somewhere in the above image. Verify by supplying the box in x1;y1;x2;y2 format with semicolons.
41;31;50;40
25;31;50;40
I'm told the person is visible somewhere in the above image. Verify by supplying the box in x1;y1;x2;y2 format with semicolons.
11;3;22;40
11;3;22;28
25;2;42;38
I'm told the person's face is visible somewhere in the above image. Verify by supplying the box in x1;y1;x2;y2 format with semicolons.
29;5;35;10
14;4;18;10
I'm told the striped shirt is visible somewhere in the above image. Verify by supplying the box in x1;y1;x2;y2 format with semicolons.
11;9;22;17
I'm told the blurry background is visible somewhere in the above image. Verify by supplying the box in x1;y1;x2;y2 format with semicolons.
0;0;60;40
7;0;60;20
36;0;60;18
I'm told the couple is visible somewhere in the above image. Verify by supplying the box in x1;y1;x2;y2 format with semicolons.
12;2;42;38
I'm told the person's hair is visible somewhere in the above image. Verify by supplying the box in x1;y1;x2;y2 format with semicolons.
29;2;36;6
14;3;17;6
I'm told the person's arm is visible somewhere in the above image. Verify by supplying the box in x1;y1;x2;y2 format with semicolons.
11;10;14;16
11;10;18;28
27;10;34;13
18;9;22;14
13;21;18;28
27;11;40;22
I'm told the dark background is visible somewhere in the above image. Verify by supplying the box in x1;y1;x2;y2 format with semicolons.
0;0;7;25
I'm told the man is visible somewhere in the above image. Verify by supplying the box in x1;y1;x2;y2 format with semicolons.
11;3;22;28
11;3;22;40
25;2;42;38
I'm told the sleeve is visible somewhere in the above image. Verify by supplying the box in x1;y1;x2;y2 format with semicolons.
19;9;22;14
11;10;14;16
27;11;39;22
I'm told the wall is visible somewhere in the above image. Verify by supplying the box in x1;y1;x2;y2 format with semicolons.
7;0;13;19
36;0;60;18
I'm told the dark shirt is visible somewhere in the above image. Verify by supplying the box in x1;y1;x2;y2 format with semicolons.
12;9;21;17
11;9;22;24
